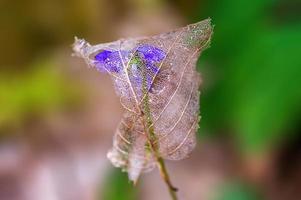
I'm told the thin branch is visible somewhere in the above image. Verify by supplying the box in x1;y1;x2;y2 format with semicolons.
140;58;178;200
157;157;178;200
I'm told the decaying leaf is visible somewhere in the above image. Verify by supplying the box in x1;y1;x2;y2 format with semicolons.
72;18;213;183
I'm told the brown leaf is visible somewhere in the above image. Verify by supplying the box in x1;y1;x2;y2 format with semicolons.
72;18;213;183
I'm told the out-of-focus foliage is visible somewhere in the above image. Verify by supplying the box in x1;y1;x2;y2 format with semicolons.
0;59;82;132
0;0;106;67
190;0;301;152
100;168;138;200
213;182;262;200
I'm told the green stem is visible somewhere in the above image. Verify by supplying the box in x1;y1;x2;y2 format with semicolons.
140;57;178;200
157;157;178;200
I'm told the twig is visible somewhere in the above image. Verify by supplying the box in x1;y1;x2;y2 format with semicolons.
157;157;178;200
140;53;178;200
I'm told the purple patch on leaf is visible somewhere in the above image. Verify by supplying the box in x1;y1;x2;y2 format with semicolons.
95;50;129;73
130;45;166;93
137;44;166;62
137;44;166;76
94;44;166;92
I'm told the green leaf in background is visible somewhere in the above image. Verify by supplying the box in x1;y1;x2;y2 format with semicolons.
213;181;262;200
100;168;138;200
196;0;277;137
194;0;301;152
227;25;301;152
0;58;82;132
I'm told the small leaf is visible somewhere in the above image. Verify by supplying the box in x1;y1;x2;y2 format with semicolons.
72;19;213;183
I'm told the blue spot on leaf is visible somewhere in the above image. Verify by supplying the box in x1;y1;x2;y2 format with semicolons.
95;50;130;73
137;44;166;62
94;44;166;91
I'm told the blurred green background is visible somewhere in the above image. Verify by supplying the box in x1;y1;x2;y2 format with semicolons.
0;0;300;200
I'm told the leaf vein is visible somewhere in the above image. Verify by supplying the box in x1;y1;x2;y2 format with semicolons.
154;82;195;143
149;49;200;129
167;118;197;155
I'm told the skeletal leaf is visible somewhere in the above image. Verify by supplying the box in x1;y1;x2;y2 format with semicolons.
72;18;213;183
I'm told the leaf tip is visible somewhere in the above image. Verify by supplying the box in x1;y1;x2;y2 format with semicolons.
72;36;91;58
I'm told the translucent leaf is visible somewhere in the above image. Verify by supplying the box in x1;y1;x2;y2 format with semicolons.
72;19;213;183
